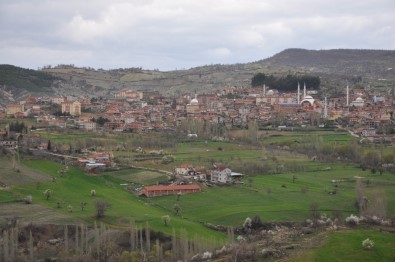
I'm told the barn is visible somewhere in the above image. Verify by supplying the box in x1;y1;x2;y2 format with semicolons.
139;184;201;197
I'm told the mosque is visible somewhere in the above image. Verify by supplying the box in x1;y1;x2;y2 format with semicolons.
297;82;319;108
186;94;200;114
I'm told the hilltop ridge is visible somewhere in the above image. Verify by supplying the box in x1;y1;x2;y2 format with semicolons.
0;48;394;104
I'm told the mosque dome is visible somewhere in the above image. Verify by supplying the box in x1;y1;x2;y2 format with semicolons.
190;97;199;105
267;89;274;95
300;95;315;106
356;97;364;102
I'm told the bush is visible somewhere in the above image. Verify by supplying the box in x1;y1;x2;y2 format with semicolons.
345;214;360;225
243;217;252;229
362;238;374;250
251;215;263;229
161;155;175;164
162;215;170;226
43;189;52;200
24;195;33;204
90;189;96;196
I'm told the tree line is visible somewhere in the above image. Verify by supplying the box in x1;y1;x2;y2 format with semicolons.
251;73;321;91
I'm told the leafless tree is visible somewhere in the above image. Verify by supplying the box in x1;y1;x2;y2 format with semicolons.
94;199;111;218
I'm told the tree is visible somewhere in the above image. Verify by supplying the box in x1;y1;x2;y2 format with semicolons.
176;192;182;201
251;73;267;87
93;117;110;126
80;201;87;211
355;177;366;214
94;199;110;218
43;189;52;200
173;204;181;216
310;202;320;221
251;215;263;229
363;151;381;169
162;215;170;226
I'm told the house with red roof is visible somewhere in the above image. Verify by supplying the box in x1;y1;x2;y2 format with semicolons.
139;184;201;197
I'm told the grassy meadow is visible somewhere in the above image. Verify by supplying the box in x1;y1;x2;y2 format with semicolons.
290;230;395;262
2;158;394;239
9;160;225;241
150;164;395;224
1;128;395;259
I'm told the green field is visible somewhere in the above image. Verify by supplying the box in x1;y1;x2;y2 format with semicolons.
8;160;225;241
2;159;394;238
150;164;395;224
1;128;395;259
291;230;395;262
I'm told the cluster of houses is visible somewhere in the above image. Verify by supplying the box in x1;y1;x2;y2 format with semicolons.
175;164;244;183
0;84;393;143
77;151;115;173
139;164;244;197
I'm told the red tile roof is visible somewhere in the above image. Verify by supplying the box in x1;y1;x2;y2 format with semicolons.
143;184;200;191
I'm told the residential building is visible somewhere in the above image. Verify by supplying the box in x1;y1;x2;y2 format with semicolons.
61;101;81;116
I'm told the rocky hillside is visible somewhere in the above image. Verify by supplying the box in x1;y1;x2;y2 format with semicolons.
1;48;394;104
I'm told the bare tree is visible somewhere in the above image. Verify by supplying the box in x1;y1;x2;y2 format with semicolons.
173;204;181;216
355;178;365;214
366;190;387;219
94;199;111;218
310;202;320;221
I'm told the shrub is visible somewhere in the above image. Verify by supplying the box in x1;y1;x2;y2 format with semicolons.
162;215;170;226
90;189;96;196
243;217;252;229
43;189;52;200
236;235;246;242
161;155;175;164
345;214;360;225
362;238;374;250
202;251;212;259
24;195;33;204
251;215;263;229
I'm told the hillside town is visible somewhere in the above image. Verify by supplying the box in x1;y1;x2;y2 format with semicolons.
1;83;394;144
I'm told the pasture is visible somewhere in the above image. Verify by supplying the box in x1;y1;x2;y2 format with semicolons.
8;160;225;241
290;230;395;262
150;164;395;224
2;157;394;241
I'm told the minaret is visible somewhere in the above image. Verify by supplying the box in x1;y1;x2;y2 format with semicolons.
324;97;328;118
303;82;306;97
263;84;266;96
346;81;349;106
297;82;300;104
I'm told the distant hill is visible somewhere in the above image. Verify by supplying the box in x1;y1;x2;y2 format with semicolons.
0;64;58;92
0;64;60;104
0;48;394;104
260;48;395;78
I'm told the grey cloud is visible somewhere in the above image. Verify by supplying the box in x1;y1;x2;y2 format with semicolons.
0;0;394;70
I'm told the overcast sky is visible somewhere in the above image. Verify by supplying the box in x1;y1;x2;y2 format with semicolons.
1;0;394;71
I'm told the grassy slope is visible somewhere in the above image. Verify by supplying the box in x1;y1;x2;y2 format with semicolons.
11;160;225;241
290;230;395;262
148;164;395;225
